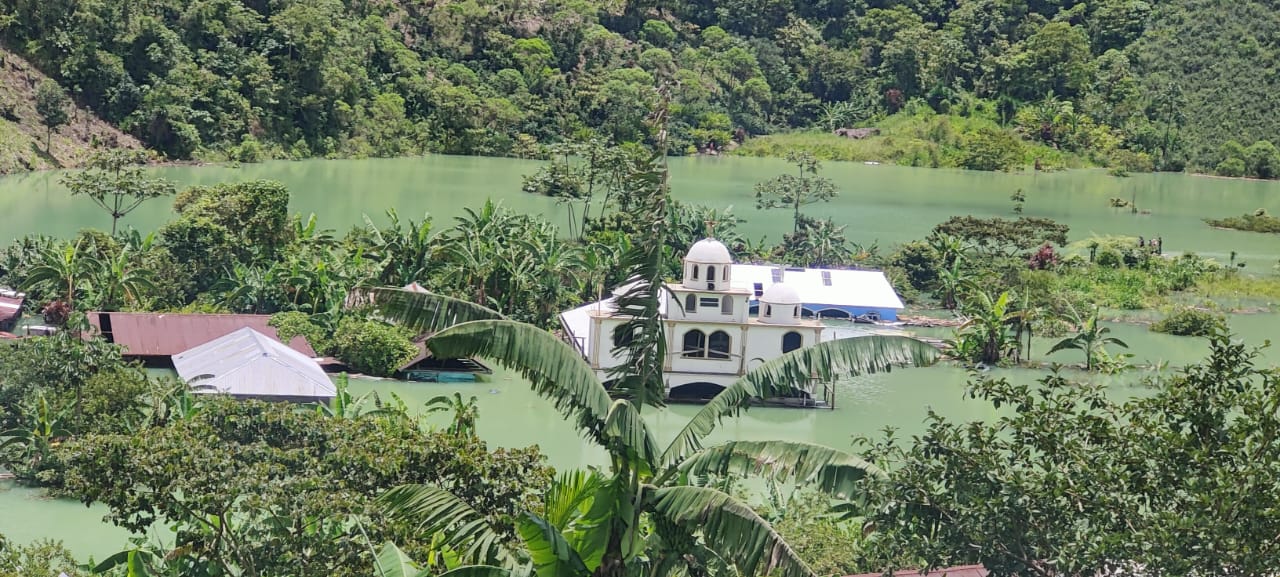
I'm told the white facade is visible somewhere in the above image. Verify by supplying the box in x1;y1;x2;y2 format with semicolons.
565;238;837;401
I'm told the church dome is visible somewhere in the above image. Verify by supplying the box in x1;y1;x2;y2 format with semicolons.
760;282;801;305
686;238;732;264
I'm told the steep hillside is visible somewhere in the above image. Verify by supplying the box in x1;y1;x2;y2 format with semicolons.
0;0;1190;167
0;0;1274;174
0;49;142;174
1130;0;1280;168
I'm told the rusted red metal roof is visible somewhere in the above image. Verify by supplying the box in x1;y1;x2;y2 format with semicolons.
0;293;24;325
88;312;317;357
845;565;989;577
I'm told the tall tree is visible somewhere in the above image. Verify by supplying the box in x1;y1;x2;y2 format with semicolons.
755;151;839;234
33;80;69;153
62;149;176;235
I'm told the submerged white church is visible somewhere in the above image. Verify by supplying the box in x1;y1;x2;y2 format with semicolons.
560;238;905;403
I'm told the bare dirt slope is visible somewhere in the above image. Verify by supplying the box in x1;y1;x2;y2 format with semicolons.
0;48;143;174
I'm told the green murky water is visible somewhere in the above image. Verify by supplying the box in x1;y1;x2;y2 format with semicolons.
1;156;1277;559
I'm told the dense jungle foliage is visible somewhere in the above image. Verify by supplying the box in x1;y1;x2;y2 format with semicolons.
2;0;1277;173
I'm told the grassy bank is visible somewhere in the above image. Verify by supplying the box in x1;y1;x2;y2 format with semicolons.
0;49;143;174
735;110;1093;171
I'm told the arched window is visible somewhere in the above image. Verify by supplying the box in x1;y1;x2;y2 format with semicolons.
722;266;729;280
720;295;733;315
692;265;700;280
765;305;773;317
685;294;697;313
782;331;803;353
706;265;716;282
708;331;731;359
794;305;801;317
682;330;706;358
613;326;635;348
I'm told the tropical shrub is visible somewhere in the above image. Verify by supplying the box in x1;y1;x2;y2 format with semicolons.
330;317;417;377
269;312;332;355
862;334;1280;574
1150;308;1225;336
61;398;550;576
0;537;83;577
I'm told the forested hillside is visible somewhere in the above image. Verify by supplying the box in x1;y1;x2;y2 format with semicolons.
1130;0;1280;173
0;0;1272;173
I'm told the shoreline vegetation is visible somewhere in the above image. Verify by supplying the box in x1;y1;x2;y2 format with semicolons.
1204;210;1280;234
1;135;1280;575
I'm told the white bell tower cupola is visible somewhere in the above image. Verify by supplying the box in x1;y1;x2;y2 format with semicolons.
682;238;733;291
759;282;802;324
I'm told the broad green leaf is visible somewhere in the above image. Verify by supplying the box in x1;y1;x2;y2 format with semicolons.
603;399;660;473
374;542;422;577
651;485;815;577
371;287;504;334
662;335;938;466
517;512;591;577
427;320;634;450
677;440;885;499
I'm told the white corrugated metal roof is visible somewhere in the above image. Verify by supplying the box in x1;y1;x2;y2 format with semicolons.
731;265;904;310
173;327;336;400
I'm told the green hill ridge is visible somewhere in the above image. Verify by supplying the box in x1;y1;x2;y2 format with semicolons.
0;0;1275;175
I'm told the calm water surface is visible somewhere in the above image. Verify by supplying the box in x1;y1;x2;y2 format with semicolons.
0;156;1277;558
2;156;1279;261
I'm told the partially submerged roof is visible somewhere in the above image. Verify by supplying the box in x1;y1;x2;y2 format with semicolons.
399;337;492;374
173;327;336;401
0;289;24;326
89;312;317;357
733;265;905;311
845;565;988;577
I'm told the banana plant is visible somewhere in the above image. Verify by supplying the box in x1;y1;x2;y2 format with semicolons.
371;288;939;577
0;393;72;478
310;374;378;420
425;392;479;437
20;237;102;309
1048;308;1129;371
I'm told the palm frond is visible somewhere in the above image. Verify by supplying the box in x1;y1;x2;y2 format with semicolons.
371;287;504;333
517;512;592;577
544;471;605;530
662;335;939;466
651;485;815;577
378;484;511;566
676;440;885;500
603;146;671;409
427;320;616;447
